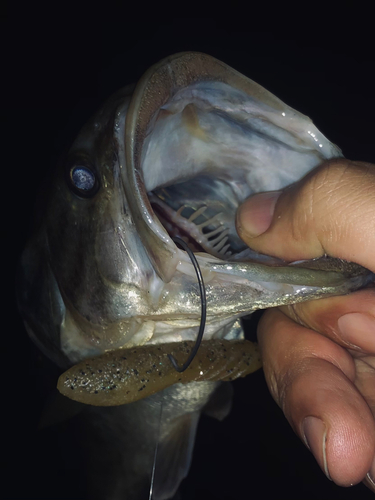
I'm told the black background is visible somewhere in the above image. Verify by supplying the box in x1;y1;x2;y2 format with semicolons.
4;16;375;500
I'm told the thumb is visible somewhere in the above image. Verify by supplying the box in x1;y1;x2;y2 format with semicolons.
236;159;375;272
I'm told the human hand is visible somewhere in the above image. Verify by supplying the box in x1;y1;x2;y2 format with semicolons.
236;159;375;492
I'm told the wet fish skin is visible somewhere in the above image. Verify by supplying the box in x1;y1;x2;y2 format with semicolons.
17;52;373;499
17;55;371;368
75;381;233;500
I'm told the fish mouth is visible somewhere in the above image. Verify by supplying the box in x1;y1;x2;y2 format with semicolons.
120;52;372;309
123;52;341;281
122;52;271;282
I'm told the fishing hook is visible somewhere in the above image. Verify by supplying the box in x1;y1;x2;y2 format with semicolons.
168;237;207;372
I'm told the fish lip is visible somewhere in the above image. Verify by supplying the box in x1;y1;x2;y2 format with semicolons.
122;163;180;279
122;51;289;283
122;51;344;284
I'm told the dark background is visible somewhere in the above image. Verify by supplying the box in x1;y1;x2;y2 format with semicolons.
4;17;374;500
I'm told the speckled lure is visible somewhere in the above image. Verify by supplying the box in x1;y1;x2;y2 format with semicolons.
57;339;261;406
56;237;261;406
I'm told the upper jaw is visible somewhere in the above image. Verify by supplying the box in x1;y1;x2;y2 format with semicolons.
119;52;342;282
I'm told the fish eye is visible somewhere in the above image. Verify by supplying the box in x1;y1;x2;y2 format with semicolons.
67;165;99;198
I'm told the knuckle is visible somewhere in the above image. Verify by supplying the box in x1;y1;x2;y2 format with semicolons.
264;362;291;412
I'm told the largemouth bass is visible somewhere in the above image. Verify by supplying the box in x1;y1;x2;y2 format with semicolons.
17;52;372;499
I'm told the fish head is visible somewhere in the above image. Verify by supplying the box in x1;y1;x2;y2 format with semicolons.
18;52;372;371
35;84;163;363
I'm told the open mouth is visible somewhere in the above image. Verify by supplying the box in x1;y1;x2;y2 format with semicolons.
123;53;342;281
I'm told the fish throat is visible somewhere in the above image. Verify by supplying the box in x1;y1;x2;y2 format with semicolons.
149;175;244;259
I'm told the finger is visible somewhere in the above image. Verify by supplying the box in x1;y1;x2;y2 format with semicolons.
236;159;375;272
258;308;375;486
279;288;375;355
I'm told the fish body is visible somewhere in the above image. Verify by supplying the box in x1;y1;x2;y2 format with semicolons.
17;53;372;499
75;381;232;500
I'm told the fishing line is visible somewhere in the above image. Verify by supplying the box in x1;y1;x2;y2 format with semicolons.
149;395;164;500
168;237;207;372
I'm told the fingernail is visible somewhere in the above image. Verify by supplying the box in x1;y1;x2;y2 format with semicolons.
236;191;282;238
337;313;375;351
366;472;375;491
366;459;375;491
303;416;331;481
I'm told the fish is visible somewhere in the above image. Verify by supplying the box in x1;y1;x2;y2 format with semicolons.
17;52;372;499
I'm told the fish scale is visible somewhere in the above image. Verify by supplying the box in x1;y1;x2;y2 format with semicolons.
17;52;373;500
